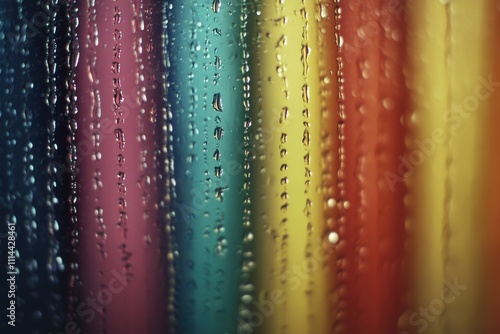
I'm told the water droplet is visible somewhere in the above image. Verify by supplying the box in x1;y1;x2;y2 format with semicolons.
213;149;221;160
383;97;395;110
328;232;339;244
280;133;287;144
214;127;224;140
215;166;223;177
212;93;223;111
212;0;221;13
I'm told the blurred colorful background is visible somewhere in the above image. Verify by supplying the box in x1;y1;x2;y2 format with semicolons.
1;0;500;334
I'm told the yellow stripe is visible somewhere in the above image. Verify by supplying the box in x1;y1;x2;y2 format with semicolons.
405;1;448;333
249;1;328;333
445;1;489;333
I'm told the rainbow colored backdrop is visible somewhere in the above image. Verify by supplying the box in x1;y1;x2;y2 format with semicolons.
1;1;500;334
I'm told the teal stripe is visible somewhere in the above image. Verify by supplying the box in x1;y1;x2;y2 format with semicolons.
166;1;245;333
